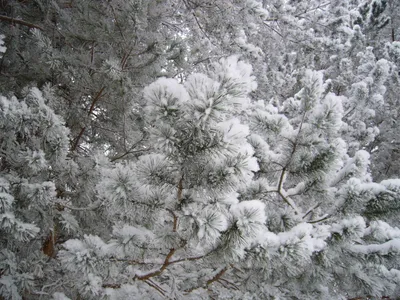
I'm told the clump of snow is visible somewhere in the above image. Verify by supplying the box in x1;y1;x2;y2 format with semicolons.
364;221;400;242
113;224;155;243
231;200;266;226
196;207;228;243
53;292;71;300
143;77;189;121
211;56;257;96
352;239;400;255
331;216;366;239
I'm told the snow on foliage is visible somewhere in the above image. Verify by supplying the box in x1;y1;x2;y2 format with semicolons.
1;0;400;299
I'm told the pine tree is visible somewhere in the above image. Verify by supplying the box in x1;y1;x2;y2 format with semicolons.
1;0;400;299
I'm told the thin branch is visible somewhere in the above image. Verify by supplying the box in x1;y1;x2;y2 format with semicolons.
136;248;176;281
276;111;307;211
109;136;148;162
230;264;245;274
110;148;150;162
263;22;283;38
278;191;298;213
121;48;133;70
143;279;166;297
0;15;44;30
70;87;105;151
185;266;228;294
102;283;121;289
303;202;321;219
294;2;331;18
218;278;239;290
264;18;279;22
190;12;215;46
88;87;106;115
307;214;331;224
70;127;86;152
277;167;286;192
168;255;204;264
206;267;228;287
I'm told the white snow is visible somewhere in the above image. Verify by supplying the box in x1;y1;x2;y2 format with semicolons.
352;239;400;255
230;200;266;224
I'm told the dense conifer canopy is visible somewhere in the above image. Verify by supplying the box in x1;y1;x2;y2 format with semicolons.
0;0;400;299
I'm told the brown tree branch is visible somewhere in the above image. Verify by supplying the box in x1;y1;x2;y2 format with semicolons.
136;248;176;281
206;267;228;286
70;127;86;152
0;15;44;31
102;283;121;289
185;266;229;293
88;87;106;115
70;87;105;151
218;278;239;290
143;279;166;296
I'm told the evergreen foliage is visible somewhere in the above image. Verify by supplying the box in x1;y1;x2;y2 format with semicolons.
0;0;400;299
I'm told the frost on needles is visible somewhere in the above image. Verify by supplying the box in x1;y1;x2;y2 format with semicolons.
1;0;400;299
1;56;399;299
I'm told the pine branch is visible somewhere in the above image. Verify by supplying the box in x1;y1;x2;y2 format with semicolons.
136;248;176;281
70;87;105;151
144;279;166;297
218;278;240;290
169;255;205;264
302;202;321;219
110;136;148;162
276;111;307;212
0;15;44;31
277;167;286;192
278;191;299;214
70;127;86;152
102;283;121;289
185;266;229;294
307;214;331;224
167;209;179;232
88;87;106;115
135;177;186;280
109;147;150;162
